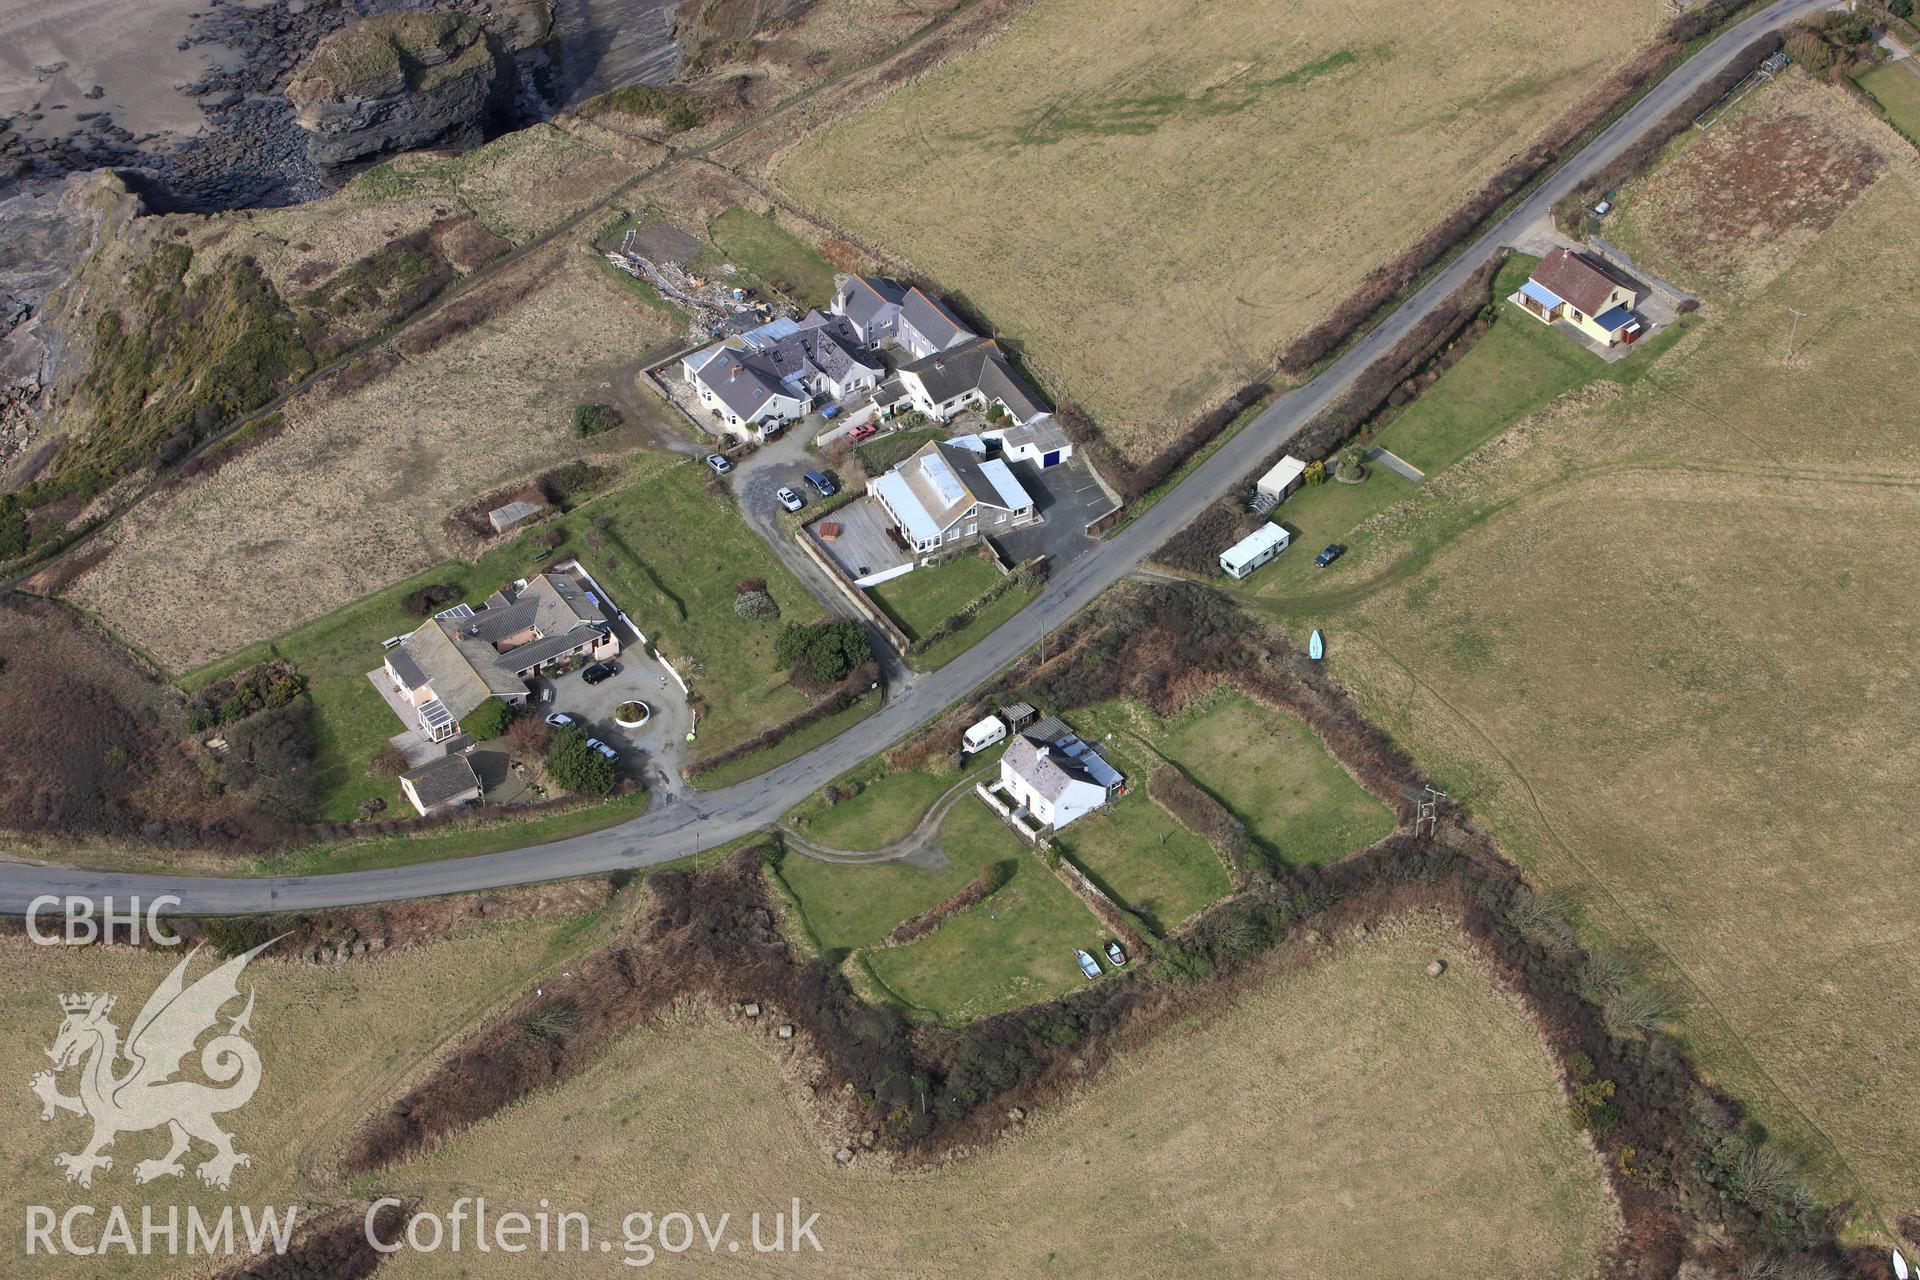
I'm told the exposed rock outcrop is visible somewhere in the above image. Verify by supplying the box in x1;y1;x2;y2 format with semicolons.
285;3;553;167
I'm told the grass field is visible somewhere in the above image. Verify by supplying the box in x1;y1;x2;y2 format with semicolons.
1263;113;1920;1220
1226;254;1687;604
1049;790;1230;934
338;120;657;245
785;800;1106;1019
708;206;838;309
374;917;1614;1278
1857;62;1920;145
184;459;820;821
773;0;1665;459
1071;692;1395;867
0;904;634;1280
867;555;1003;640
784;757;968;852
69;249;684;673
689;689;882;789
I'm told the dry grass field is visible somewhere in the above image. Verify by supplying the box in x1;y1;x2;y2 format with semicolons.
68;248;681;672
374;917;1613;1279
1605;76;1890;299
308;120;660;249
1295;107;1920;1223
771;0;1666;459
0;902;632;1280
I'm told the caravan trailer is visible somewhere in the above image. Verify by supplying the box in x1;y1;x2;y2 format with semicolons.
1220;524;1291;580
963;714;1008;753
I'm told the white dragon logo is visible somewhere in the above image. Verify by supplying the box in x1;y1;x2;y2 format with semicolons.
28;940;276;1191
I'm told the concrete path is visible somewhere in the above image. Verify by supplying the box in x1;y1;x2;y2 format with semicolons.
0;0;1829;915
1365;447;1425;483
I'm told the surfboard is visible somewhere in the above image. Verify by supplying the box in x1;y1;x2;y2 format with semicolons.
1308;629;1325;661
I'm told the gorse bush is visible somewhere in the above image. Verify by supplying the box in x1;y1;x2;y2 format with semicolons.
777;619;873;684
571;403;620;439
187;661;306;732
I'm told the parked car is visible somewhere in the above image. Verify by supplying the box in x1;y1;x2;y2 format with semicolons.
544;712;574;728
1074;949;1102;980
1591;198;1613;218
580;662;619;685
1104;940;1127;967
705;453;733;475
847;422;878;442
775;486;804;513
585;737;619;762
802;469;838;498
1314;543;1347;569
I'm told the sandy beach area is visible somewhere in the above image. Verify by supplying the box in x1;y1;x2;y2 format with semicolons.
0;0;219;143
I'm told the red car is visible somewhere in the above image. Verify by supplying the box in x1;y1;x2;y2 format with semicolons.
847;422;878;442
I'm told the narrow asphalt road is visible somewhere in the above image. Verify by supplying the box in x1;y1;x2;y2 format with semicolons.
0;0;1820;915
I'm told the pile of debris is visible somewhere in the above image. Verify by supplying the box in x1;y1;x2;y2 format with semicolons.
604;227;779;340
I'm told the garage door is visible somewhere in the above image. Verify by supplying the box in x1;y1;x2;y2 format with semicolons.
1042;450;1061;467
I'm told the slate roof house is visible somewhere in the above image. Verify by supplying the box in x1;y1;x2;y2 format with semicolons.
382;570;619;742
682;311;884;433
400;752;482;816
892;335;1051;426
998;716;1125;831
830;275;977;358
869;439;1037;560
1515;247;1642;347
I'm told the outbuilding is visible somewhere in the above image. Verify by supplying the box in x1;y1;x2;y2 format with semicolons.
1256;455;1307;503
1220;523;1291;580
400;752;482;816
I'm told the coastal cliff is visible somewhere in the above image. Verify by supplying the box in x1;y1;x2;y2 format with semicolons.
286;3;553;167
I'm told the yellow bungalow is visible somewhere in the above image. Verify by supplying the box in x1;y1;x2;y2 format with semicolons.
1516;247;1643;347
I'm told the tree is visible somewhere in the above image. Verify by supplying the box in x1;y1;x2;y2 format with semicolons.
465;696;512;740
546;725;615;796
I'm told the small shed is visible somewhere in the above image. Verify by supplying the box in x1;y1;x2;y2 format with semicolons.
488;499;545;534
1220;523;1291;580
963;714;1007;753
1256;455;1307;503
999;701;1036;733
400;753;483;816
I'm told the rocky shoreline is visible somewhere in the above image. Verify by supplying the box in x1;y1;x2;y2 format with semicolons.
0;0;563;213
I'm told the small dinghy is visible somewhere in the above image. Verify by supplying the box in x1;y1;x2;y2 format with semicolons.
1308;629;1325;661
1894;1248;1910;1280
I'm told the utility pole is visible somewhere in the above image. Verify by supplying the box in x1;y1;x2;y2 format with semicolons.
1785;306;1808;360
